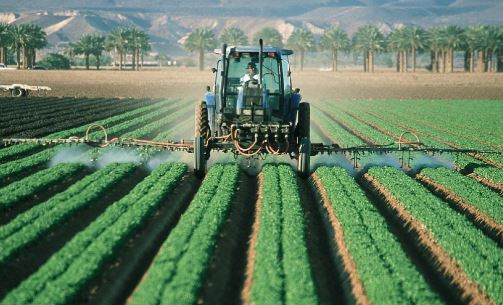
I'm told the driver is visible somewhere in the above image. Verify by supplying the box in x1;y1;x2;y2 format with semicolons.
240;62;259;85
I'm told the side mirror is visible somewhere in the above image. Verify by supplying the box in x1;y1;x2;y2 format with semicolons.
294;88;300;93
211;67;217;73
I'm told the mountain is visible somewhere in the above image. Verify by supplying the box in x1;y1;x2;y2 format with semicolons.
0;0;501;56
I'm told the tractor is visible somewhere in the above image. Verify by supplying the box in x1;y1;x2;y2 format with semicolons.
194;39;312;177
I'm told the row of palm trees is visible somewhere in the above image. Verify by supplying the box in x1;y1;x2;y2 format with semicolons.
68;27;150;70
185;24;503;72
0;23;47;69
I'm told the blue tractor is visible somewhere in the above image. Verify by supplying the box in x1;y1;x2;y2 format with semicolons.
194;40;311;178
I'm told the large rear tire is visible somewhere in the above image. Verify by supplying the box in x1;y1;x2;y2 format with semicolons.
195;101;210;138
297;137;311;178
194;101;209;178
296;102;310;143
194;135;206;178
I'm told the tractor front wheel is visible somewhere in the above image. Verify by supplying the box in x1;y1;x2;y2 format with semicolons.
194;101;209;178
297;137;311;178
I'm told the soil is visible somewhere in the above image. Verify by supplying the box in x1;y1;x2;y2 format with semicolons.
1;69;503;101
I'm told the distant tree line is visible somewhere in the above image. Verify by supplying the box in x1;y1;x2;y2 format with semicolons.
0;23;150;70
2;21;502;72
0;23;47;69
185;24;503;72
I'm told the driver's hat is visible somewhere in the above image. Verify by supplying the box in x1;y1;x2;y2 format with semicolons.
246;62;256;69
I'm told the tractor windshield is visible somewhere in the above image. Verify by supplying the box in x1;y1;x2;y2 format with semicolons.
224;52;282;118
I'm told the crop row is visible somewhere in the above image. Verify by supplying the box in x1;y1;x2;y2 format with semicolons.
0;162;187;305
364;166;502;304
0;98;154;138
130;163;239;305
314;166;444;305
0;97;80;118
0;163;85;211
0;102;180;184
0;98;176;163
0;162;138;264
417;167;503;243
246;164;318;305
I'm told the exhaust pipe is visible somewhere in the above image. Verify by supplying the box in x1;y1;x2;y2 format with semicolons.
220;43;227;113
259;39;263;86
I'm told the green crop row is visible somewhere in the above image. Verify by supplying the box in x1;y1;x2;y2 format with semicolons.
0;162;138;264
473;167;503;185
250;164;318;305
130;163;239;305
366;166;503;303
420;167;503;224
0;163;85;211
326;101;486;169
0;102;177;183
322;107;394;145
311;107;364;147
0;99;175;163
316;166;444;305
0;162;187;305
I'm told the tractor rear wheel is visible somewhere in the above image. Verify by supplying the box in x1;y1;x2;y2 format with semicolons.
195;101;210;138
297;137;311;178
194;101;209;178
296;102;310;143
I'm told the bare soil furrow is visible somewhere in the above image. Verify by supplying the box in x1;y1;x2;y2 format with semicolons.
311;174;371;305
416;173;503;246
73;173;199;305
197;171;256;305
362;173;496;305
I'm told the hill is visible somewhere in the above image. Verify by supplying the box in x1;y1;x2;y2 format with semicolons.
0;0;501;56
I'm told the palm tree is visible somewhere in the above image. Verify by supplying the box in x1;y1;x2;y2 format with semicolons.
387;27;407;72
404;25;426;72
8;25;25;69
287;28;315;71
497;25;503;72
426;27;447;73
319;26;350;72
220;27;248;45
353;25;385;72
128;28;150;70
70;34;96;69
18;24;47;69
253;27;283;47
463;26;483;73
477;25;500;73
184;27;217;71
0;23;12;65
444;25;464;72
106;27;129;70
90;35;106;70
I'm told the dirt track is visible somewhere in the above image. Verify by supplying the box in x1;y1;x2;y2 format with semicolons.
1;69;503;100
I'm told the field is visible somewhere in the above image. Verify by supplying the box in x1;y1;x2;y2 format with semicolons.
0;70;502;305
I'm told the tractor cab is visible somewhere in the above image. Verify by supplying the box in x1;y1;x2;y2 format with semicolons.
211;45;301;135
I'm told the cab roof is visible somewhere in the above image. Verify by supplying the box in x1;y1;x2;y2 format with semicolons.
214;46;293;58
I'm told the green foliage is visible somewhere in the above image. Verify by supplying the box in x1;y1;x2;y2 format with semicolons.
37;53;71;69
220;27;248;45
0;163;84;211
131;164;239;305
316;166;444;305
0;162;186;305
0;163;138;264
420;167;503;222
251;164;319;305
253;27;283;47
366;166;503;303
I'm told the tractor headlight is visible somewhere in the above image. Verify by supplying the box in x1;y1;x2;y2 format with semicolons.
242;109;252;116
